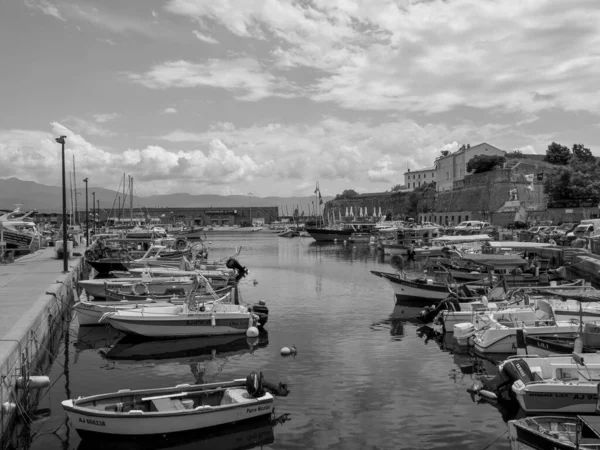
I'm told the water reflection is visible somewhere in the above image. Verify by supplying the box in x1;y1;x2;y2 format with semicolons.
73;325;122;362
75;412;291;450
101;331;269;364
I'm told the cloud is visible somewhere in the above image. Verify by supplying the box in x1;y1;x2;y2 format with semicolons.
24;0;65;21
0;124;273;196
165;0;600;115
61;116;116;137
193;30;219;44
128;59;294;101
163;107;178;114
367;156;398;182
92;113;120;123
96;38;117;46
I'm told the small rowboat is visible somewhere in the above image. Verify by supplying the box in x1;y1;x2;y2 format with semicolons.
62;375;277;439
104;285;233;303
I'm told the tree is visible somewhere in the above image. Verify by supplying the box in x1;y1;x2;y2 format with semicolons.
506;149;524;158
571;143;594;163
390;184;405;192
544;142;571;165
334;189;359;200
466;155;506;173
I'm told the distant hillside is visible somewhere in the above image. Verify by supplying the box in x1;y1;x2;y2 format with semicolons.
0;177;331;215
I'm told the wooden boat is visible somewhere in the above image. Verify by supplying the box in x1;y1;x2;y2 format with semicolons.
380;225;439;256
173;226;205;240
508;415;600;450
370;270;452;307
62;376;275;438
79;277;196;299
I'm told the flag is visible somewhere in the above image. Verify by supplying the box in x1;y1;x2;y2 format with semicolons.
314;182;319;194
319;191;323;205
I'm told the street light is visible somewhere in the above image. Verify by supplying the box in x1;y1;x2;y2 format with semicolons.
92;192;95;234
97;199;100;232
248;193;253;227
83;178;89;245
55;135;68;272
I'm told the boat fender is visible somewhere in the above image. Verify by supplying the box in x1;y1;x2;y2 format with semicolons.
210;314;216;327
175;238;187;250
246;326;259;337
478;390;498;402
246;372;265;398
281;345;297;356
16;376;50;389
84;250;95;261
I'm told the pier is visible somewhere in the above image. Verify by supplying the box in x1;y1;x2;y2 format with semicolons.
0;247;85;447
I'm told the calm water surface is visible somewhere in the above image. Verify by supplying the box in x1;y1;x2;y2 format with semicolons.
26;233;513;450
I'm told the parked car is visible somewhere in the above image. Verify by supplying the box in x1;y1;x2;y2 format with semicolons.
506;221;528;230
526;226;549;235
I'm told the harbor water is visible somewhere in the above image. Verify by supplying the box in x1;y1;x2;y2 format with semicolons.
23;233;512;450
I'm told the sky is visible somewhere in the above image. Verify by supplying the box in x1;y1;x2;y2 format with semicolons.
1;0;599;198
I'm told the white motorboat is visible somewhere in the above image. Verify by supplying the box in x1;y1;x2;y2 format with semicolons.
101;295;258;338
507;353;600;415
62;375;275;439
471;301;580;354
74;291;232;327
370;270;452;307
0;207;42;255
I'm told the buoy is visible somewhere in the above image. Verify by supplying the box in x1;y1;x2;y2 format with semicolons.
478;389;498;402
280;345;297;356
210;314;216;327
247;336;259;346
575;336;583;353
16;375;50;389
246;326;259;337
2;402;16;413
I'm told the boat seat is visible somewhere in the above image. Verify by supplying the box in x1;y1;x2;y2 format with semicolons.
221;388;252;405
150;398;187;411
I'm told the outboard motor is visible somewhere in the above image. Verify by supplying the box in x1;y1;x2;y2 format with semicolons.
473;358;535;404
419;297;461;324
246;372;264;398
249;301;269;327
226;258;249;282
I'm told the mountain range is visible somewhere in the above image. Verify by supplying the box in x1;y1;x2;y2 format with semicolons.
0;178;332;215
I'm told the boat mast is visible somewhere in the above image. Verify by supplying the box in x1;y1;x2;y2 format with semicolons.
73;155;78;225
69;169;74;226
130;176;133;222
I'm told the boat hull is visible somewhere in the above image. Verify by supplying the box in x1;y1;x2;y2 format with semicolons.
508;418;580;450
513;381;598;415
473;323;580;354
104;312;254;338
305;228;353;242
79;279;194;299
62;387;273;438
370;270;449;307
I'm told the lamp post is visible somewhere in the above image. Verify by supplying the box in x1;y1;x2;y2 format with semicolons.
55;135;68;272
248;192;253;227
83;178;89;245
92;192;95;234
97;199;100;232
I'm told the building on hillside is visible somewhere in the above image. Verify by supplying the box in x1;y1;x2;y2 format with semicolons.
404;166;436;191
435;143;506;192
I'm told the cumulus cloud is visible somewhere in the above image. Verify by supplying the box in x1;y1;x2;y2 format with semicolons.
193;30;219;44
0;124;273;196
164;0;600;115
92;113;120;123
163;107;178;114
368;156;398;183
128;59;294;101
61;116;116;137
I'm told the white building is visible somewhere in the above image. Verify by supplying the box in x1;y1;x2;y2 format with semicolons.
403;166;436;191
435;143;505;192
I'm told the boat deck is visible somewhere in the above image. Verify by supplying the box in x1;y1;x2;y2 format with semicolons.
0;247;82;340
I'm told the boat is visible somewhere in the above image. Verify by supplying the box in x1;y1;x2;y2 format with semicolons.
173;226;205;240
348;232;372;243
305;222;377;242
277;229;299;238
414;234;494;258
0;207;42;255
520;324;600;357
508;415;600;450
75;290;233;327
79;276;197;299
471;301;581;354
370;270;452;307
509;353;600;415
379;225;440;256
61;374;278;439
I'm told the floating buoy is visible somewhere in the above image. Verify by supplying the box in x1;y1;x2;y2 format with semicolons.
280;345;297;356
16;375;50;389
246;326;259;337
2;402;16;413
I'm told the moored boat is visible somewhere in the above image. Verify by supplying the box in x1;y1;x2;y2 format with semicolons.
508;415;600;450
61;375;278;439
370;270;452;307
